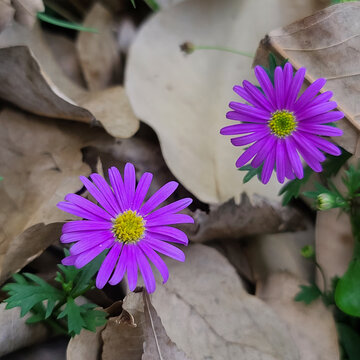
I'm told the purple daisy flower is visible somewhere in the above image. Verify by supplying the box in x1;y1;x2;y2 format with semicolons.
220;63;344;184
57;163;193;293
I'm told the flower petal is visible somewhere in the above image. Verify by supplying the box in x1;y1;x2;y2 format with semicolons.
136;247;156;293
276;139;286;184
132;172;153;210
229;102;270;120
144;235;185;262
285;137;304;179
57;202;108;221
235;137;268;168
124;163;136;209
96;243;122;289
146;213;194;227
261;148;276;184
230;130;269;146
254;66;276;107
294;78;326;112
226;111;269;124
126;245;138;291
296;102;338;121
61;229;111;244
302;133;341;156
62;220;111;233
70;231;114;255
146;226;188;245
251;135;276;168
109;245;129;285
108;167;128;211
286;67;306;109
274;66;285;109
145;198;192;220
298;124;343;137
140;181;178;215
220;123;266;136
243;80;273;112
299;111;344;125
74;239;113;268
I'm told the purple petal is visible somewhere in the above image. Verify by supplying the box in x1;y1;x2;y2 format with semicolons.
70;231;114;255
62;220;111;233
140;181;178;215
243;80;273;112
124;163;136;209
138;241;169;283
230;130;269;146
283;63;293;96
126;245;138;291
261;148;276;184
132;172;153;210
293;137;323;173
251;136;276;168
299;111;344;125
146;226;188;245
235;136;269;168
144;235;185;262
307;91;333;107
146;213;194;227
62;255;77;266
298;124;343;137
108;167;128;211
254;66;276;107
57;202;108;222
89;174;120;216
296;102;338;121
276;139;286;184
65;193;112;220
292;132;326;162
96;243;122;289
285;137;304;179
226;111;269;124
135;247;156;293
145;198;192;220
229;102;270;121
302;133;341;156
284;150;295;180
274;67;285;109
61;230;111;244
220;123;266;136
294;78;326;112
286;67;306;109
74;239;113;268
109;245;128;285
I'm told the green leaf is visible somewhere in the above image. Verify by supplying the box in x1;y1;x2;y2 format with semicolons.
337;323;360;360
130;0;136;7
335;258;360;317
279;166;313;205
58;298;107;336
143;0;160;11
238;164;262;183
37;13;98;33
322;147;351;178
294;284;321;305
2;273;63;318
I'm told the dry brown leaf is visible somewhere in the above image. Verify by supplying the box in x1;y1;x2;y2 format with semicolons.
149;244;300;360
0;0;14;32
0;107;110;284
0;302;48;357
0;23;139;139
125;0;325;204
182;193;305;242
77;3;120;91
253;3;360;155
257;272;339;360
12;0;44;28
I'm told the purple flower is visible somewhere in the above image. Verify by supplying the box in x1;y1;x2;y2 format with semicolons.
220;64;344;184
57;163;193;293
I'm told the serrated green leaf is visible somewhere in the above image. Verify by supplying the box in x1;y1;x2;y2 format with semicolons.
58;297;85;336
2;273;63;318
238;164;262;183
337;323;360;360
294;284;321;305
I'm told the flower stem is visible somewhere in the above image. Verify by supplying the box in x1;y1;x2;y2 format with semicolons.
193;45;254;58
315;261;327;293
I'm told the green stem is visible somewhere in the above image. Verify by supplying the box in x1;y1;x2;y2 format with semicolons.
193;45;254;58
315;261;327;293
71;281;95;299
143;0;160;11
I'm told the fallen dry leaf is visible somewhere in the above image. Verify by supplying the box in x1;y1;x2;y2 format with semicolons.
12;0;44;28
182;193;305;242
77;3;120;91
0;107;110;284
0;0;14;32
125;0;324;204
257;272;339;360
253;3;360;155
0;23;139;139
67;291;187;360
149;244;300;360
0;302;48;357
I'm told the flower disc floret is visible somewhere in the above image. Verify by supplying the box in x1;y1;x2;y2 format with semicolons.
112;210;145;244
269;110;296;138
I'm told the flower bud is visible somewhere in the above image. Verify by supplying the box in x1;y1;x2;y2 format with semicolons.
180;42;195;54
301;245;315;259
316;193;336;211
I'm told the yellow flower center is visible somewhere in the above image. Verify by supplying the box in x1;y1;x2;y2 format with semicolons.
112;210;145;244
269;110;297;138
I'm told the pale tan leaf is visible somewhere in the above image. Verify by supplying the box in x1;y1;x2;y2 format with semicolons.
12;0;44;28
125;0;325;204
149;244;300;360
0;0;14;32
0;107;110;284
76;3;120;91
257;272;339;360
0;23;139;139
254;3;360;154
0;302;48;357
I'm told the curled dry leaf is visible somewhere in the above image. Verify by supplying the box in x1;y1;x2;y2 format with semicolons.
77;3;120;91
0;107;110;284
182;193;305;243
253;3;360;155
125;0;324;204
149;244;300;360
67;291;188;360
0;23;139;138
256;272;339;360
0;302;48;357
